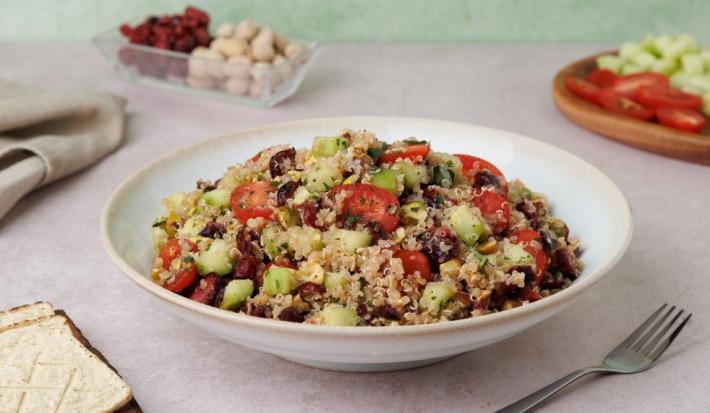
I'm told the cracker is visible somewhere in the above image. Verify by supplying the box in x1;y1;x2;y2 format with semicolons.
0;302;55;330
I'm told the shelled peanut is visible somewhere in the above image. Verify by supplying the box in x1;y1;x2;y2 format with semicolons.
186;19;306;98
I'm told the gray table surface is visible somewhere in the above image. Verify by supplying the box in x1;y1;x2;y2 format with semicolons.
1;42;708;413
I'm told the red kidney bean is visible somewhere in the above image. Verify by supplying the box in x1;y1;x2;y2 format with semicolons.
298;282;324;301
276;181;299;207
520;286;542;302
190;274;223;306
475;291;492;311
515;199;537;219
233;255;259;280
473;170;500;190
371;304;401;320
418;226;460;267
553;248;578;279
269;148;297;178
356;303;369;317
237;228;256;255
249;305;269;318
491;282;509;310
199;221;226;238
278;307;303;322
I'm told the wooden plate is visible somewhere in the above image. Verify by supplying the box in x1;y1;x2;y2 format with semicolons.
552;52;710;165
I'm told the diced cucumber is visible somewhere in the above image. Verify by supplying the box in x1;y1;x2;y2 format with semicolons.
396;161;427;188
261;225;287;259
447;205;486;246
312;136;348;157
471;249;491;266
177;217;204;237
630;51;657;70
503;243;533;266
323;229;372;253
439;259;462;277
296;262;325;285
370;168;401;195
263;266;294;296
642;34;661;57
324;271;350;293
219;279;254;310
670;72;710;95
431;165;455;188
681;53;705;75
285;226;324;255
217;170;242;192
419;282;456;313
400;201;427;225
650;58;677;75
304;161;342;193
320;304;359;326
596;54;625;74
620;64;644;75
619;42;643;59
427;152;463;181
200;189;230;209
195;239;234;276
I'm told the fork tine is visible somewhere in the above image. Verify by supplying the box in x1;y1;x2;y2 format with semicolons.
620;303;667;349
640;309;683;356
630;305;676;351
647;313;692;361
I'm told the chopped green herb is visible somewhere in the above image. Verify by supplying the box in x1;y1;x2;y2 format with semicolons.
367;143;389;163
345;215;361;228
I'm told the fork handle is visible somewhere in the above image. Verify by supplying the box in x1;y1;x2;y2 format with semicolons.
495;367;611;413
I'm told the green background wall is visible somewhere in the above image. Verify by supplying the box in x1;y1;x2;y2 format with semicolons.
1;0;708;43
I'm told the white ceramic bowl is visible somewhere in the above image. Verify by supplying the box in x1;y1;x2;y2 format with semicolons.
101;117;632;372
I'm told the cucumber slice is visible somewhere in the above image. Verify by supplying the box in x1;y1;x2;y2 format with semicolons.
177;217;204;237
419;282;456;313
670;72;710;94
312;136;348;157
620;63;644;75
447;205;486;246
320;304;359;326
370;168;401;195
200;189;230;209
263;266;294;296
630;51;657;70
219;279;254;310
324;271;350;293
400;201;427;225
195;239;234;276
596;54;624;74
503;243;533;266
619;42;643;59
650;58;677;76
681;54;705;75
427;152;463;181
396;160;427;188
642;34;661;57
304;160;342;193
323;229;372;253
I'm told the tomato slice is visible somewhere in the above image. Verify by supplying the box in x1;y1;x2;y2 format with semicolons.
656;107;706;133
564;77;601;104
163;262;198;292
633;86;703;110
230;182;276;224
510;229;548;286
598;89;654;121
393;250;432;282
377;143;430;165
607;72;669;98
159;239;197;270
329;183;400;232
586;69;617;88
472;190;510;235
455;154;508;194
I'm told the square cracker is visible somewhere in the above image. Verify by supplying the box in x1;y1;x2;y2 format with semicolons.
0;315;132;413
0;302;55;330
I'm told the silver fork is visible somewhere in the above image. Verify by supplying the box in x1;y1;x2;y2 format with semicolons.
496;304;692;413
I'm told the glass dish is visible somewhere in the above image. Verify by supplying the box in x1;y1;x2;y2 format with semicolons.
93;27;318;107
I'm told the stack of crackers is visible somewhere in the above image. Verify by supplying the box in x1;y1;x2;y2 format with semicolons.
0;302;140;412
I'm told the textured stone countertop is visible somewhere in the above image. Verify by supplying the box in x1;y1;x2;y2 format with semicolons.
1;43;708;413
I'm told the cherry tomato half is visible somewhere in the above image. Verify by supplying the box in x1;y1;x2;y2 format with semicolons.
163;262;198;292
329;183;401;232
510;229;548;286
377;143;430;165
598;89;654;121
159;239;197;270
393;250;432;282
564;77;601;105
455;154;508;194
607;72;669;98
586;69;617;88
230;182;276;224
656;107;706;133
472;190;510;235
633;86;703;110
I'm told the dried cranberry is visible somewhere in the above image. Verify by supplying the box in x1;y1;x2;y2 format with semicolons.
233;255;259;280
276;181;299;206
193;27;211;46
185;6;210;25
475;292;491;311
511;265;535;283
491;282;509;310
356;303;368;317
190;274;223;306
553;248;578;279
199;221;225;239
269;148;297;178
418;226;460;267
473;170;500;190
422;186;443;208
371;305;401;320
119;24;132;37
298;282;325;301
515;199;537;219
249;305;268;318
520;286;542;302
237;228;256;254
298;202;319;227
278;307;303;322
174;35;196;53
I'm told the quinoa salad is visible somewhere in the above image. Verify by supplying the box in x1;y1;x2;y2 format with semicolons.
151;130;582;326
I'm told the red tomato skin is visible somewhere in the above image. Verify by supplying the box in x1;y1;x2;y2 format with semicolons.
393;250;433;282
656;108;706;133
598;90;654;121
564;77;601;104
633;86;703;110
608;73;669;98
163;263;198;292
455;154;508;194
586;69;617;88
472;190;510;235
377;144;430;165
159;239;197;269
330;184;401;232
510;229;548;286
230;182;275;224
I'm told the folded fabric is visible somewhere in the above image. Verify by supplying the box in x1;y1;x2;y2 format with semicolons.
0;80;126;219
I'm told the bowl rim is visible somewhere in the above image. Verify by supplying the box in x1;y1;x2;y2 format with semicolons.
100;116;633;338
